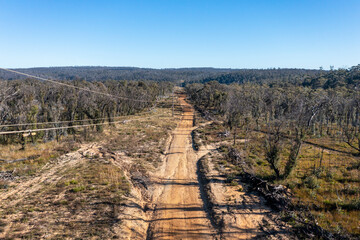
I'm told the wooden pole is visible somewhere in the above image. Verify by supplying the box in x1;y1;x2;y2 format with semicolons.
172;89;174;117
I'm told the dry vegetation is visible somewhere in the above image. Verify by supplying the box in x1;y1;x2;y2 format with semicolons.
187;69;360;238
0;97;178;239
193;121;360;237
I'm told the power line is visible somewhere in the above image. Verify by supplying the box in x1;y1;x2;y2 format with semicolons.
0;67;153;103
0;98;167;128
0;67;174;132
0;114;147;128
0;113;163;136
0;120;123;135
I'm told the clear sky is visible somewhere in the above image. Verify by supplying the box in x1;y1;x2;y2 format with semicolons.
0;0;359;69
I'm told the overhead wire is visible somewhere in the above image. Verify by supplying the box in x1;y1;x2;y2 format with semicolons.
0;96;168;128
0;114;148;128
0;112;165;135
0;102;170;128
0;67;153;103
0;67;172;130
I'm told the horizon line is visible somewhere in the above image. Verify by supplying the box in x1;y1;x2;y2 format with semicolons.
2;65;331;71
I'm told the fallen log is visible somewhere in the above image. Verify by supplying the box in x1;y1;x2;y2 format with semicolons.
0;155;39;164
0;171;17;181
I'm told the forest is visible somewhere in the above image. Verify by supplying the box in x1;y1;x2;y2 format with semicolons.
0;78;173;145
193;65;360;88
186;65;360;237
1;65;359;238
1;0;359;238
190;68;322;85
0;66;327;84
0;66;238;82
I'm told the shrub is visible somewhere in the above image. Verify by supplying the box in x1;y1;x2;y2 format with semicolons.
226;173;236;183
71;186;85;192
230;179;239;186
218;145;229;153
340;199;360;211
304;175;320;189
313;167;325;178
286;181;297;190
325;169;335;180
69;179;78;185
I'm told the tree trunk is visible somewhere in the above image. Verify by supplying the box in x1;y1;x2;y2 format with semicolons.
319;148;324;167
233;126;237;145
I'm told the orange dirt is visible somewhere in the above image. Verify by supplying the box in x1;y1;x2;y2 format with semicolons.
0;92;290;239
147;93;217;239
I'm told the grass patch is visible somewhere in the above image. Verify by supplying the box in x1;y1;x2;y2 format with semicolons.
196;120;360;236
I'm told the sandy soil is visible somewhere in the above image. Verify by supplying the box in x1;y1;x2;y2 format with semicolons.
146;93;218;239
0;143;98;205
0;143;101;239
144;92;291;240
0;92;292;239
202;152;291;240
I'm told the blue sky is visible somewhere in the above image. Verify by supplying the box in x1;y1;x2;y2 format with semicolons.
0;0;359;69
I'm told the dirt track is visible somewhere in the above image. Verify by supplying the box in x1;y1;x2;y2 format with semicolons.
0;92;289;239
145;93;290;240
147;93;217;239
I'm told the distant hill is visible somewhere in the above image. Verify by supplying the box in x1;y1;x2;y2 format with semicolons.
302;65;360;89
194;68;322;85
2;66;358;89
0;66;239;82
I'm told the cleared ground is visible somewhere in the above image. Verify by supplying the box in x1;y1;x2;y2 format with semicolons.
147;93;216;239
0;91;293;239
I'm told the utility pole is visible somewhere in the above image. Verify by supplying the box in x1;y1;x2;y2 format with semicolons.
172;88;174;117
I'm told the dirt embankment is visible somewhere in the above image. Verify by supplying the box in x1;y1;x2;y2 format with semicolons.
197;151;293;240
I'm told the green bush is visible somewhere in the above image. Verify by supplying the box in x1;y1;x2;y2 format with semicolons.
313;167;325;178
340;199;360;211
69;179;78;185
230;179;239;186
71;186;85;192
325;169;335;180
286;181;297;190
304;175;320;189
226;173;236;183
218;145;229;153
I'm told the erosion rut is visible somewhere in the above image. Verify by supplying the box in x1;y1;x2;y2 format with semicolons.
147;94;217;240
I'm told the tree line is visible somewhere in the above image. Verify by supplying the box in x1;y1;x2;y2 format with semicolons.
0;67;238;83
186;65;360;179
0;79;173;145
191;65;360;89
189;68;322;85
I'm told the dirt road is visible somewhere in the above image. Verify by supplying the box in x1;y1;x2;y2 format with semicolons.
0;92;289;239
147;93;217;239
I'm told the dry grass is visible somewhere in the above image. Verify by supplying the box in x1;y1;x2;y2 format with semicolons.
196;121;360;236
104;107;177;170
0;136;81;177
0;96;179;239
0;161;131;239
